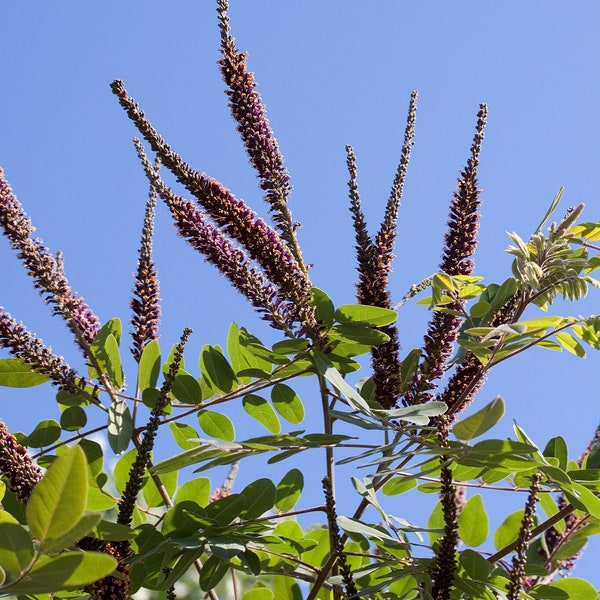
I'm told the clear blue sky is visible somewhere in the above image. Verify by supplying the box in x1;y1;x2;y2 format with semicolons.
1;0;600;587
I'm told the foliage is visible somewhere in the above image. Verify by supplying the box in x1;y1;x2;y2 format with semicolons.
0;1;599;598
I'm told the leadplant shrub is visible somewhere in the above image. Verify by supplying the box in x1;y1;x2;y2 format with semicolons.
0;1;599;598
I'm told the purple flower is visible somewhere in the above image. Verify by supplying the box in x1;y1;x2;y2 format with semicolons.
130;173;161;362
0;168;100;349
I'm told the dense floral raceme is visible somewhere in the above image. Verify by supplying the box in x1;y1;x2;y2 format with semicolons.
111;82;316;334
404;104;487;405
130;174;161;362
133;141;296;335
0;307;87;394
216;0;303;268
348;92;417;408
0;420;42;502
0;169;99;348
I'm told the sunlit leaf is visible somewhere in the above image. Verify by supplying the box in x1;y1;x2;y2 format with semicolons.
170;422;200;450
243;394;281;433
271;384;304;424
0;359;49;388
452;397;504;441
176;477;211;507
493;509;524;551
27;419;61;448
200;345;238;393
458;495;488;547
138;339;161;391
540;578;598;600
26;446;87;544
171;370;202;404
311;288;335;326
5;551;117;593
275;469;304;512
0;522;34;575
198;410;235;442
107;399;133;454
334;304;397;327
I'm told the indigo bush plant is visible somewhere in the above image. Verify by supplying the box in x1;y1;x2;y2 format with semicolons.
1;2;600;598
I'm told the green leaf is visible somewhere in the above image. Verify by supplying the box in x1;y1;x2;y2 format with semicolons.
204;494;246;526
89;318;123;388
564;482;600;518
198;410;235;442
138;339;161;390
336;516;397;544
27;419;61;448
275;469;304;512
458;494;488;547
399;348;422;393
176;477;211;507
271;384;304;424
208;536;245;559
26;446;87;544
227;324;273;380
272;338;309;355
170;422;200;450
143;469;178;508
5;551;117;594
543;436;568;471
60;406;87;431
493;509;524;551
240;478;277;520
44;512;102;554
0;522;34;576
114;448;138;493
378;401;447;426
107;399;133;454
199;554;230;591
459;548;492;580
0;359;49;388
334;304;397;327
313;352;371;413
541;578;598;600
243;394;281;433
555;332;586;357
452;396;505;441
331;323;390;346
244;588;275;600
200;345;237;393
171;370;202;404
310;288;335;326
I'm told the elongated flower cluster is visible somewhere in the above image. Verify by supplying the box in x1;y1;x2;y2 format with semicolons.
216;0;299;260
134;141;296;335
130;170;161;362
431;418;458;600
322;476;358;599
347;92;417;408
0;307;86;394
111;80;316;335
506;474;541;600
0;169;99;349
119;327;192;528
0;420;42;502
404;105;487;405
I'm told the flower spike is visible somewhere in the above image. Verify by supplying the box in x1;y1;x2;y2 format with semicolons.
111;82;315;332
216;0;305;271
134;141;297;335
0;307;87;394
0;168;99;350
130;161;161;362
404;104;487;405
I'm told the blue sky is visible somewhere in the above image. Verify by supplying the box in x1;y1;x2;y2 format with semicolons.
2;0;600;588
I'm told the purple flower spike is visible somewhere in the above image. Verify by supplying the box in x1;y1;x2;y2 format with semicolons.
216;0;304;267
130;167;161;362
0;168;100;349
